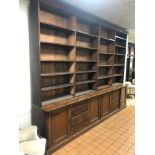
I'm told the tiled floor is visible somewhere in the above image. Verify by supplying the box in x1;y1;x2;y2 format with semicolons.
52;98;135;155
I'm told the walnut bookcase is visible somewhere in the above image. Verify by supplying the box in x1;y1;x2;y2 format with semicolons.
29;0;128;153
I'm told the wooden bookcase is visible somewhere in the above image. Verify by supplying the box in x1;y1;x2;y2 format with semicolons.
29;0;128;153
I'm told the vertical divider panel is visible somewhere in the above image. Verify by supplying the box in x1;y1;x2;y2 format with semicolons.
72;16;77;96
96;24;101;89
111;31;116;85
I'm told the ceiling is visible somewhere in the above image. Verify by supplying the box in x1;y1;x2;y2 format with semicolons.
61;0;135;42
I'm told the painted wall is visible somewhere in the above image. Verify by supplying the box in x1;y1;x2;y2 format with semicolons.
19;0;31;129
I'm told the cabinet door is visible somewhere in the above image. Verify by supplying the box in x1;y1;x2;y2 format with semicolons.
48;108;68;145
101;93;110;117
120;87;126;107
110;89;121;112
89;97;100;123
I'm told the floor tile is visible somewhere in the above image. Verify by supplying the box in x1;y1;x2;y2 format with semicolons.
51;98;135;155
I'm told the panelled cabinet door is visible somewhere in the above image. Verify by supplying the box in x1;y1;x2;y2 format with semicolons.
110;89;121;112
120;87;126;107
48;108;68;146
89;97;100;123
101;93;110;117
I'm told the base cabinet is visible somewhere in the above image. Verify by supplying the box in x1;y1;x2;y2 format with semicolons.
100;93;110;117
45;108;69;147
110;90;121;112
89;97;100;123
43;86;126;153
120;87;126;108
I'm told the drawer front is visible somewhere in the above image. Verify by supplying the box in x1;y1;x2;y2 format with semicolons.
71;101;88;117
71;111;89;126
71;119;89;134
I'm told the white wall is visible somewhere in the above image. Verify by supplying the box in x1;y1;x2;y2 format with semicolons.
19;0;31;128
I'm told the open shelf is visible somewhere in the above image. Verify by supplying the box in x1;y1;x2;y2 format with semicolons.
75;90;94;96
40;24;76;47
112;75;123;84
98;66;113;77
100;25;115;41
76;60;97;63
39;10;76;31
113;74;124;77
76;46;98;50
41;61;74;74
41;72;73;77
40;22;76;32
41;59;74;62
40;41;75;48
76;70;96;74
99;54;114;65
99;52;114;55
41;83;73;91
98;77;112;88
77;30;98;38
100;36;115;42
77;33;98;49
116;32;127;40
114;55;125;64
98;85;111;89
113;64;124;66
115;36;127;40
42;95;73;105
115;45;126;49
76;62;96;71
98;75;113;80
113;66;124;75
76;80;96;85
99;39;115;53
115;53;125;56
77;16;99;36
98;64;113;67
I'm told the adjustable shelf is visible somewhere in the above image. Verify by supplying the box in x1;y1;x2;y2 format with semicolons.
98;64;113;67
40;22;76;32
77;30;98;38
75;90;94;96
115;36;127;41
76;46;98;50
100;37;115;42
76;70;96;74
98;75;113;80
76;60;97;63
113;64;124;66
98;77;112;89
41;72;73;77
41;59;74;62
40;41;75;48
113;74;124;77
76;80;96;85
99;52;114;55
41;83;73;92
115;45;126;49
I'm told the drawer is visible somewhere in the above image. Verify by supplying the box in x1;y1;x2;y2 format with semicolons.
71;111;89;126
71;119;89;134
71;101;88;117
